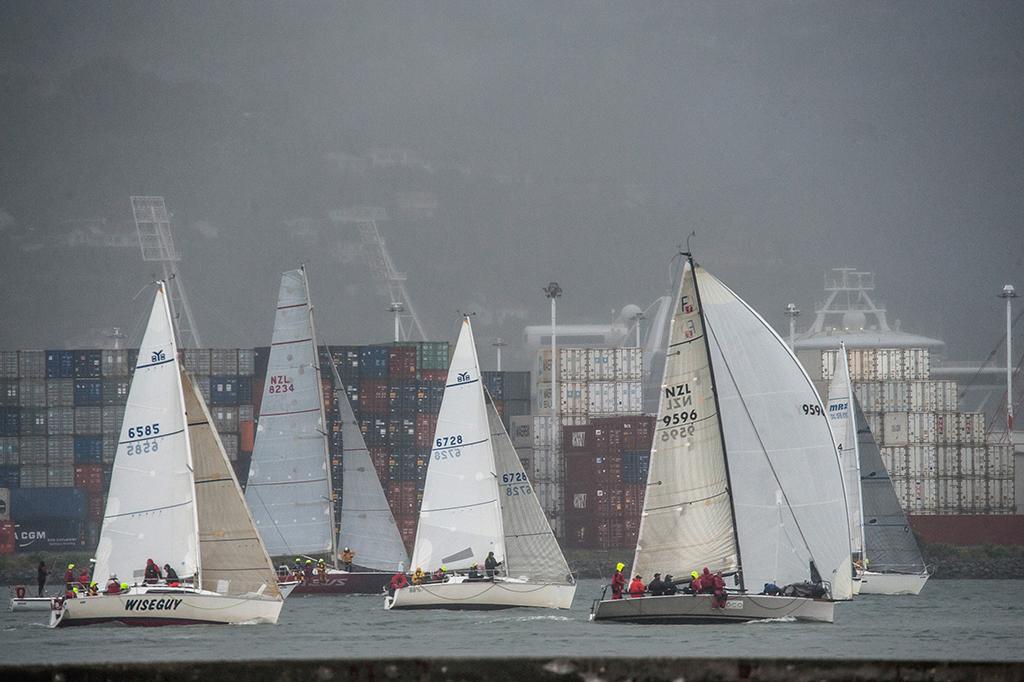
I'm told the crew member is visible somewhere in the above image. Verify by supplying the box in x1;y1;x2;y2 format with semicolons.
78;567;91;590
700;567;715;594
711;571;728;608
37;561;48;597
412;567;425;585
389;570;409;597
105;576;122;595
64;563;75;592
144;559;162;584
647;572;665;596
432;566;446;582
662;575;678;595
164;564;180;586
628;574;646;598
611;562;626;600
341;547;354;571
468;563;482;581
688;570;702;594
87;581;99;596
303;559;314;583
316;559;327;583
484;551;502;579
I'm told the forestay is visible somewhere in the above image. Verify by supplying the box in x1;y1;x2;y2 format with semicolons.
184;371;280;598
246;268;333;557
856;397;926;574
94;285;199;587
411;318;504;573
336;369;410;572
700;266;853;599
827;343;865;559
486;392;571;583
632;259;739;582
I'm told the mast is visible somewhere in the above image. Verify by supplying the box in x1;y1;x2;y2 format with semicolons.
686;253;745;592
842;343;867;563
304;265;339;568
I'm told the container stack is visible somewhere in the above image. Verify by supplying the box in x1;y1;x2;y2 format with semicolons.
0;348;258;554
819;347;1014;514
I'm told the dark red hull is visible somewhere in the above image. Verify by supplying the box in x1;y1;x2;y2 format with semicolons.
289;571;392;595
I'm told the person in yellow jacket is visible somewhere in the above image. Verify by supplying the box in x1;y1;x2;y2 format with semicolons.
340;547;354;571
412;567;425;585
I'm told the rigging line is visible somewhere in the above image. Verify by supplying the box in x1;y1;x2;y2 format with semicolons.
704;319;820;568
959;307;1024;399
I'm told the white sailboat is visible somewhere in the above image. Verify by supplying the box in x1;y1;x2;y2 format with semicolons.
854;397;930;595
51;284;284;627
245;267;408;594
826;342;865;597
386;317;575;610
591;253;851;624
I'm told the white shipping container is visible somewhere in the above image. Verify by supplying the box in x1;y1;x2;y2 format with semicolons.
936;477;960;512
892;475;909;509
19;379;46;407
986;444;1011;477
615;348;643;381
880;381;910;412
903;348;930;380
558;348;588;381
908;381;936;413
875;349;904;381
850;349;877;381
47;436;74;463
935;445;959;476
587;349;616;381
47;407;74;435
535;383;554;411
45;379;73;407
18;351;46;378
101;350;130;377
865;412;884;441
958;413;985;445
934;381;959;412
960;477;984;512
908;478;937;512
960;446;988;477
907;412;936;444
934;413;959;444
559;382;589;415
587;382;617;415
820;350;839;381
906;445;934;477
882;412;909;446
615;381;644;414
854;382;884;412
510;415;533;449
212;406;238;433
989;477;1014;511
238;349;256;376
102;406;126;434
536;350;552;384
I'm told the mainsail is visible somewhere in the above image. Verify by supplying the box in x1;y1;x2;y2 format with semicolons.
246;268;334;557
827;343;865;560
335;360;410;571
94;284;199;586
856;397;926;574
700;265;853;599
485;391;571;583
632;259;740;582
184;371;281;598
411;318;505;573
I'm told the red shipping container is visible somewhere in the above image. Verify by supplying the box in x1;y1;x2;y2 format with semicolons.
563;425;593;453
239;419;255;452
87;492;105;519
0;520;14;555
419;369;447;384
74;464;103;493
359;379;390;413
415;413;437;448
388;347;418;379
370;448;390;482
251;378;265;416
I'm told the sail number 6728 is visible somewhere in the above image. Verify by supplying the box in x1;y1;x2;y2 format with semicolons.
435;434;463;448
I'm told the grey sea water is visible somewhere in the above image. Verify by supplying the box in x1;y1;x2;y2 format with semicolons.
2;579;1021;665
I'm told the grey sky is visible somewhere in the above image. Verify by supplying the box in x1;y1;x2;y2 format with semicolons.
1;1;1021;367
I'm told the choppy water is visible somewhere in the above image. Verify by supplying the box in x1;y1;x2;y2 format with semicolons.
2;579;1022;664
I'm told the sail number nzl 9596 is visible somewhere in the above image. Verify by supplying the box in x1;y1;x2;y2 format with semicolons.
125;422;161;456
434;434;463;460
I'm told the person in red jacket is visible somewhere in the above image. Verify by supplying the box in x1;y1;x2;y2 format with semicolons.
78;568;91;589
689;570;702;594
610;562;627;600
64;563;75;591
628;575;646;598
388;570;409;597
700;567;715;594
711;570;728;608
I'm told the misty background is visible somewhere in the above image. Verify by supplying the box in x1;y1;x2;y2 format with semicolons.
1;1;1021;368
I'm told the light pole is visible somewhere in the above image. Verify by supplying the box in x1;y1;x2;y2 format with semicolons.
388;302;404;343
493;338;507;372
785;303;801;349
542;282;562;531
632;311;646;348
998;284;1017;431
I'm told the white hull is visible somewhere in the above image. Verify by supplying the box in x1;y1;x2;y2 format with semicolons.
49;586;283;627
386;579;576;610
278;581;299;599
10;597;58;612
851;576;862;596
590;593;835;624
858;571;929;595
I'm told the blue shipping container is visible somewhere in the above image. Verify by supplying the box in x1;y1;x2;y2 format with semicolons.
359;346;389;378
236;376;252;404
210;376;239;405
0;464;20;488
622;451;650;484
46;351;75;378
73;436;103;464
14;518;85;552
11;487;86;521
73;379;102;406
0;408;20;436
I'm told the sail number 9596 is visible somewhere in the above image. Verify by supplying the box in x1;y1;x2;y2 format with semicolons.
801;404;824;416
661;410;697;427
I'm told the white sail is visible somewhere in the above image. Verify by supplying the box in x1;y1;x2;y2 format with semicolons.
245;268;333;557
411;318;504;573
699;266;853;599
485;391;571;583
94;285;199;587
827;343;865;560
336;368;410;572
184;371;281;598
632;260;740;582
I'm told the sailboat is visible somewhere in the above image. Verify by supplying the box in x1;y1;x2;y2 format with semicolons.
50;284;284;627
854;397;930;595
245;267;408;594
826;342;865;597
386;317;576;610
591;253;851;624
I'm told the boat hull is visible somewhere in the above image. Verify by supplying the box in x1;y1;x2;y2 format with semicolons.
852;576;862;596
858;571;929;595
288;570;392;595
386;580;576;610
49;587;283;627
590;593;835;624
10;597;57;612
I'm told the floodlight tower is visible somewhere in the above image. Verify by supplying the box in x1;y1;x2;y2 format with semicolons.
131;196;202;348
785;303;801;349
999;284;1018;431
329;207;427;341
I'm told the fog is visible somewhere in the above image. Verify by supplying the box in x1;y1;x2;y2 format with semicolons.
1;1;1021;367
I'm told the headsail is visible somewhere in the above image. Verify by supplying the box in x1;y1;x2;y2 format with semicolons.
699;266;853;599
334;359;410;571
856;397;926;574
184;371;281;598
632;259;740;583
411;318;504;573
486;390;571;583
245;268;334;557
827;343;865;560
94;284;199;587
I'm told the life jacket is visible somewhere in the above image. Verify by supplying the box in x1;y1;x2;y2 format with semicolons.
390;573;408;589
628;578;646;597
